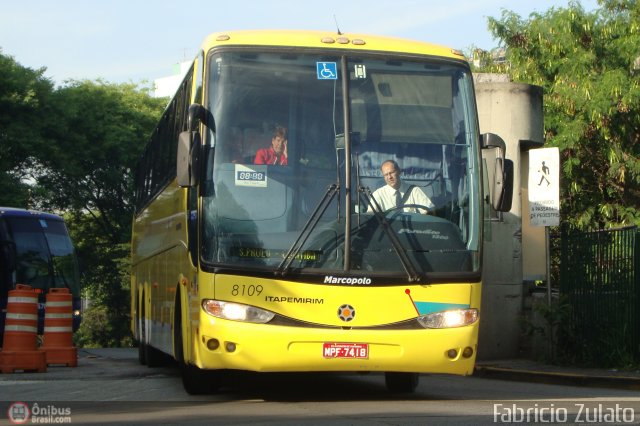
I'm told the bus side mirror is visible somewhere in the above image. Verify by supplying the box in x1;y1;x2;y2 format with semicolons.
177;104;206;188
177;131;201;188
492;157;513;212
481;133;513;212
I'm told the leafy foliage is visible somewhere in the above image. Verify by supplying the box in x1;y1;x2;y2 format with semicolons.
66;211;134;346
479;0;640;228
0;50;53;206
75;304;133;348
37;80;164;237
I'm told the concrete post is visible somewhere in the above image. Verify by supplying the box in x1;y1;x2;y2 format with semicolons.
474;74;544;359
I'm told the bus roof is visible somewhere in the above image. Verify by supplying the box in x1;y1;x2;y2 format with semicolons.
200;30;467;62
0;207;64;222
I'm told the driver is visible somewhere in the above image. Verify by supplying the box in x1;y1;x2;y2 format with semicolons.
254;125;288;165
369;160;435;214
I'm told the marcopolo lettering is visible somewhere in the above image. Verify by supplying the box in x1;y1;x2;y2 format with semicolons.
324;276;372;285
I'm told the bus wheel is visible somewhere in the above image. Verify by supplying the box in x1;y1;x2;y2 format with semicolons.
182;363;220;395
146;344;166;367
137;298;147;365
137;339;147;365
174;295;220;395
385;372;419;393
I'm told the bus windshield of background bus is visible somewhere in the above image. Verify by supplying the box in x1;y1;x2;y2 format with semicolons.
201;50;481;277
5;217;80;295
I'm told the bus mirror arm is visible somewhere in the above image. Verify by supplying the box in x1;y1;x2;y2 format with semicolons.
481;133;513;212
187;104;206;132
481;132;506;152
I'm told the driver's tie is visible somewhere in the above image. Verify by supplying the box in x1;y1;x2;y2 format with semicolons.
395;190;402;208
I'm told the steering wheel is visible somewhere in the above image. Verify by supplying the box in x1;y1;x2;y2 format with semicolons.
383;204;433;217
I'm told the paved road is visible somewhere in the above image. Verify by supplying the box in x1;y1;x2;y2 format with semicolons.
1;348;639;425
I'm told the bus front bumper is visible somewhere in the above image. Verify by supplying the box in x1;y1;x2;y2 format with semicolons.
193;316;478;376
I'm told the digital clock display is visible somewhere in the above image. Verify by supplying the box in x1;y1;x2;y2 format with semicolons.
236;171;266;181
234;164;268;187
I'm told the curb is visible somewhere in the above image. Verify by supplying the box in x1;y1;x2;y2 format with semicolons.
474;365;640;391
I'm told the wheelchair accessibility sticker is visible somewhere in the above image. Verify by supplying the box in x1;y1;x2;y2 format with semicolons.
317;62;337;80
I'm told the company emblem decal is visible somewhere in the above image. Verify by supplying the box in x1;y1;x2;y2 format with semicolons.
337;304;356;322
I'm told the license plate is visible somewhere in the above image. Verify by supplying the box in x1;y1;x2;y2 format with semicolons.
323;342;369;359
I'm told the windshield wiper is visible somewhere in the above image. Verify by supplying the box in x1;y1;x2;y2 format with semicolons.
359;186;420;282
276;184;339;276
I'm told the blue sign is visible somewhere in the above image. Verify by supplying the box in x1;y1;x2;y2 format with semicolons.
316;62;337;80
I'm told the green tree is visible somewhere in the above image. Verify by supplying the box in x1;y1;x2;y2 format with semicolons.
35;80;166;346
0;50;53;207
481;0;640;228
0;51;167;346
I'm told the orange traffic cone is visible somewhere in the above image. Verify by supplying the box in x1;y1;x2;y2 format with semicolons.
0;284;47;373
39;288;77;367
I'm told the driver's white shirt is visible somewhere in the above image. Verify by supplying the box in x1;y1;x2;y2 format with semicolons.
369;182;434;214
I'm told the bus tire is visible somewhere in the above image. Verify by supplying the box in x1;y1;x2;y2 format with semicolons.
146;344;166;367
173;290;184;365
137;295;147;365
174;291;220;394
182;363;221;395
137;340;147;365
385;372;419;393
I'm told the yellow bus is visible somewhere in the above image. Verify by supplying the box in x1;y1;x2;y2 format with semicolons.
131;30;512;394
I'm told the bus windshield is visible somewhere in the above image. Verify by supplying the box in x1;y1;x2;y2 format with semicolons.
201;50;481;278
2;216;80;296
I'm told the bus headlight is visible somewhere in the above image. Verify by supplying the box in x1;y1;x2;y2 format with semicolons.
202;300;275;324
417;308;478;329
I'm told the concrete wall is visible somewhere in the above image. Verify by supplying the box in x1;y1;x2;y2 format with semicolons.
474;75;544;359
